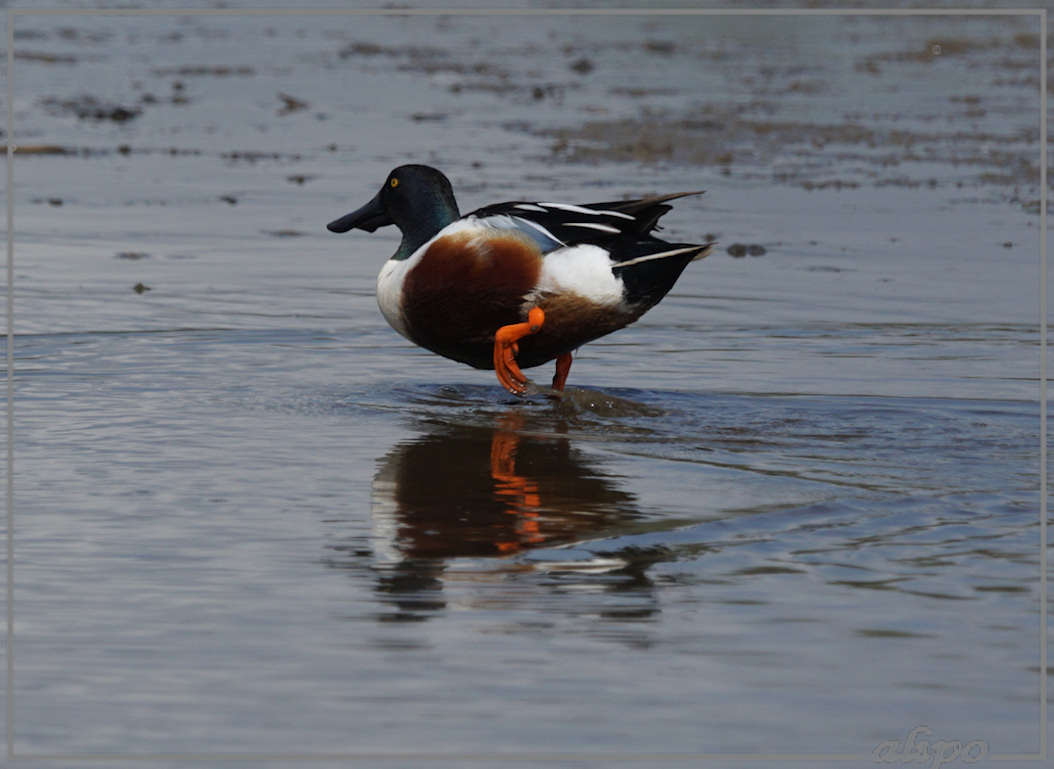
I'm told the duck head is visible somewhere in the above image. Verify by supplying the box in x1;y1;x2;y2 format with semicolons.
327;164;461;260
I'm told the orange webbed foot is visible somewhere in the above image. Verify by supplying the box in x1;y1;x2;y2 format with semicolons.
493;306;545;395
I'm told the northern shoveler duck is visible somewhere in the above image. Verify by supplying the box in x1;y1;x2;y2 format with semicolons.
327;165;712;395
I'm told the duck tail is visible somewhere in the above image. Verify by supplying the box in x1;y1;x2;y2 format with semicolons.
585;190;707;235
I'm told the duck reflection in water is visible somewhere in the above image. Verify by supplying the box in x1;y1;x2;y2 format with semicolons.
373;413;639;558
364;412;648;619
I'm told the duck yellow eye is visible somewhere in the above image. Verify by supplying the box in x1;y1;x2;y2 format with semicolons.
390;178;399;188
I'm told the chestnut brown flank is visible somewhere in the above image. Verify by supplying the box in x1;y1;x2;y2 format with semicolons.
402;230;543;369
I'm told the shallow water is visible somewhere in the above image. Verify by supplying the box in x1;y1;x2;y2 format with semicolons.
3;5;1047;765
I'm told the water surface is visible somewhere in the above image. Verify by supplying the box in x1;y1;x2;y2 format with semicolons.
5;6;1046;764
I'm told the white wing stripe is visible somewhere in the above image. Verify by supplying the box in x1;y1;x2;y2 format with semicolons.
564;222;622;234
537;202;636;220
612;245;708;269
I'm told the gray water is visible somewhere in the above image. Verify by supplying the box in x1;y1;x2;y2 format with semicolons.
3;5;1047;766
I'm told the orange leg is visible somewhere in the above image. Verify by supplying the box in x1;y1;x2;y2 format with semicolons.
493;306;545;395
551;352;573;392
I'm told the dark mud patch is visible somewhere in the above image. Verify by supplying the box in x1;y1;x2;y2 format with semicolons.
152;65;255;77
8;144;75;156
220;150;302;164
337;38;577;102
14;51;80;65
857;34;1034;75
276;92;310;117
337;41;445;60
727;244;767;258
263;229;305;238
42;95;141;123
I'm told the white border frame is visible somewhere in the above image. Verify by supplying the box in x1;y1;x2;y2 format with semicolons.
3;6;1047;763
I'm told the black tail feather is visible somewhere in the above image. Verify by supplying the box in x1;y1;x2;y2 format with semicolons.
583;190;706;235
612;241;714;309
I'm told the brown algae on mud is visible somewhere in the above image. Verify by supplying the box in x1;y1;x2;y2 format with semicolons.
542;107;1039;195
528;25;1042;206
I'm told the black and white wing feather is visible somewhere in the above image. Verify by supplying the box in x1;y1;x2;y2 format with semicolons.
466;191;706;254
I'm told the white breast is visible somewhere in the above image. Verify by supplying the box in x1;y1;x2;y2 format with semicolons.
376;257;414;340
